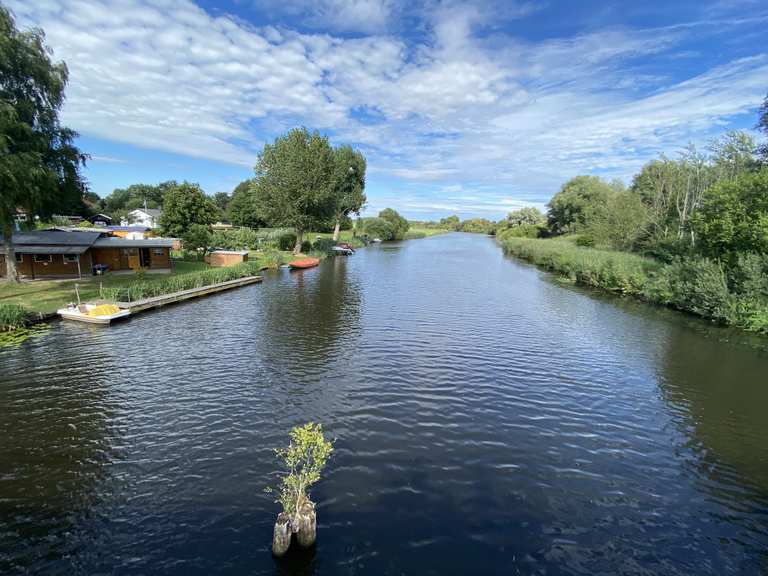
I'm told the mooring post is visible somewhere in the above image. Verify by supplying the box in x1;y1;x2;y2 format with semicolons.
272;512;292;557
294;500;317;548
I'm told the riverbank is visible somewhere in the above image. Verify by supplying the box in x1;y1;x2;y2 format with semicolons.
499;236;768;334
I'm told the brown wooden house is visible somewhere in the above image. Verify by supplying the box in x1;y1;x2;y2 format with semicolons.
0;229;173;280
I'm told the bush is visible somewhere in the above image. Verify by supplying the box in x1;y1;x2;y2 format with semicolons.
278;232;297;251
379;208;409;240
312;237;337;253
362;217;394;241
0;303;31;332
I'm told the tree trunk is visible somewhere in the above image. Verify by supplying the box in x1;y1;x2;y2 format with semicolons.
272;512;292;557
293;229;304;255
3;221;19;283
294;500;317;548
332;219;342;242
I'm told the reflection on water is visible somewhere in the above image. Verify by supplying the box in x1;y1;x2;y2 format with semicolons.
1;233;767;575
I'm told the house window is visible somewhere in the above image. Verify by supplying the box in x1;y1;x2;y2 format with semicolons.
34;254;52;263
153;248;165;256
64;254;79;263
15;253;23;263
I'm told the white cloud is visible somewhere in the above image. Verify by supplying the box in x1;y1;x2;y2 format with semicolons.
5;0;768;218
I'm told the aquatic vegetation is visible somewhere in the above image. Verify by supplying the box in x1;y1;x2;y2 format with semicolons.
0;323;50;348
0;303;32;332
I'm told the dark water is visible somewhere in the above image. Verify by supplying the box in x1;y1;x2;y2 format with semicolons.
1;233;768;575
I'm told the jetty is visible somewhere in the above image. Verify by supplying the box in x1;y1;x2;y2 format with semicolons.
117;275;262;313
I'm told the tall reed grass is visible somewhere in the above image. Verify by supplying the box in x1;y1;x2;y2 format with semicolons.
0;303;31;332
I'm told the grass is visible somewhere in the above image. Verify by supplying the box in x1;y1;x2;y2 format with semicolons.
0;303;32;331
1;260;216;314
499;236;663;296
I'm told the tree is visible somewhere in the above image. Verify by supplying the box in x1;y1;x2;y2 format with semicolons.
547;175;617;235
758;93;768;162
439;215;460;230
213;192;231;219
159;182;218;238
252;128;336;254
506;207;546;227
329;145;366;241
459;218;496;234
228;179;265;229
692;168;768;259
1;7;88;281
182;223;212;258
362;217;394;240
378;208;409;240
584;191;650;251
103;181;173;215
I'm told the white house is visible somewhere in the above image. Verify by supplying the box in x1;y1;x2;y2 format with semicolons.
122;208;162;228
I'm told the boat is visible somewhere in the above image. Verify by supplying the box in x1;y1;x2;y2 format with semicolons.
371;238;382;243
57;303;131;324
337;242;356;253
332;246;354;255
288;258;320;270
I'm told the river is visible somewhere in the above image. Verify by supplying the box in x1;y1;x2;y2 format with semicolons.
1;232;767;575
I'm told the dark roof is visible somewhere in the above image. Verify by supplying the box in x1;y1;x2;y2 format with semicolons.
93;237;173;248
0;229;104;254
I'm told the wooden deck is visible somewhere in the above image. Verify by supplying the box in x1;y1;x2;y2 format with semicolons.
117;275;263;313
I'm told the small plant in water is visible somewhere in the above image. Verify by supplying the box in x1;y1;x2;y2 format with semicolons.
267;422;333;556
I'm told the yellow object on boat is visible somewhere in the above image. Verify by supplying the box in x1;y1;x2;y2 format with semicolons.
87;305;121;317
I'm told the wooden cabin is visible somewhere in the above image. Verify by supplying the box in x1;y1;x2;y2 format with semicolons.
0;229;173;280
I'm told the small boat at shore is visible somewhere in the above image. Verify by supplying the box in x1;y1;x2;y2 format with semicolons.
57;303;131;325
332;246;354;255
288;258;320;270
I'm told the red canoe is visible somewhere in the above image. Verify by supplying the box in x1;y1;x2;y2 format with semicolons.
288;258;320;269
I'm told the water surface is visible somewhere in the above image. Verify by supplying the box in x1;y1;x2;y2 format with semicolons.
1;233;767;575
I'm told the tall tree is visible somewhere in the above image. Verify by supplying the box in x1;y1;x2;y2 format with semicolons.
757;93;768;162
329;145;366;241
253;128;335;254
0;6;87;281
546;176;616;235
159;182;218;238
228;179;265;228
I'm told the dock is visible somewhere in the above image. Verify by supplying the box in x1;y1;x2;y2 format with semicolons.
117;275;263;313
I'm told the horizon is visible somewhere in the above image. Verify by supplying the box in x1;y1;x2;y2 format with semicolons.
5;0;768;220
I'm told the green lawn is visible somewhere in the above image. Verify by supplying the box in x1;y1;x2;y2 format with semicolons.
0;260;210;314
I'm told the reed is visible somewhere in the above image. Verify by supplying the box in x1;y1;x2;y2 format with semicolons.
0;303;31;332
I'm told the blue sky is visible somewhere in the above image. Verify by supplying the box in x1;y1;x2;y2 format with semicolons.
7;0;768;219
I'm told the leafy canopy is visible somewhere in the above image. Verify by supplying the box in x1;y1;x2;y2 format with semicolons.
253;127;336;233
0;5;87;232
160;182;219;237
379;208;409;240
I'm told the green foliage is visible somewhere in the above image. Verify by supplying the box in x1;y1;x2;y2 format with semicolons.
439;215;461;230
378;208;409;240
312;237;337;253
278;232;298;251
547;176;618;234
0;6;87;281
104;182;173;215
506;207;546;228
100;261;262;302
362;217;394;240
210;227;260;250
270;423;334;517
583;191;649;251
692;169;768;259
253;128;336;236
459;218;496;234
330;145;367;222
182;223;212;254
0;303;31;332
228;179;265;229
160;182;219;237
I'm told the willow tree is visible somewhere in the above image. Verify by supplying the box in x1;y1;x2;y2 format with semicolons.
253;128;335;254
330;145;366;241
0;6;87;281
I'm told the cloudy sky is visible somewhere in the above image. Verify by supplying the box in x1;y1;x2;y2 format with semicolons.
6;0;768;218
